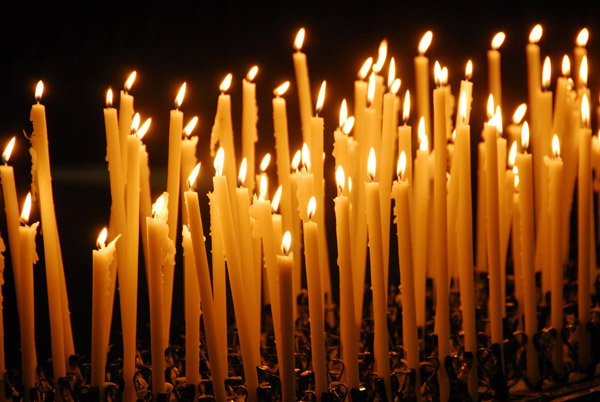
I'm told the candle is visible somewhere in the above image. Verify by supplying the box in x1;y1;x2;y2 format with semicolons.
17;194;38;399
180;116;199;227
273;82;294;236
293;28;313;147
574;28;589;90
118;71;136;183
414;31;432;144
0;232;5;381
242;66;259;194
333;100;351;187
182;225;201;391
364;148;392;401
139;142;152;271
511;170;524;328
184;168;227;401
289;150;303;304
488;32;505;111
278;232;295;402
372;39;387;138
507;104;527;153
553;56;571;146
91;228;119;392
476;141;487;274
398;91;413;185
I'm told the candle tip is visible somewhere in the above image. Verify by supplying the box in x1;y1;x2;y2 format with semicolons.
373;39;388;74
294;28;305;51
35;80;44;102
418;31;433;54
2;137;16;165
281;231;292;255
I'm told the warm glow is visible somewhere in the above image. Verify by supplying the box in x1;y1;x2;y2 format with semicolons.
281;231;292;256
458;90;467;124
367;147;376;180
307;197;316;220
291;150;301;171
514;170;519;191
512;104;527;124
580;55;588;87
220;74;232;92
418;31;433;54
508;141;517;168
336;165;345;193
260;153;271;173
441;66;448;86
125;71;136;92
367;73;376;106
294;28;305;51
274;81;290;96
259;175;268;201
359;57;373;80
387;57;395;90
214;147;224;176
272;185;282;212
302;143;311;171
20;193;32;224
576;28;589;47
348;177;353;194
582;93;590;128
188;163;201;189
175;82;186;109
542;56;551;90
35;81;44;101
452;130;457;143
137;117;151;139
315;81;326;114
434;61;442;87
487;94;495;119
562;55;571;77
339;100;348;128
247;65;258;82
131;113;141;134
402;90;410;124
373;39;388;73
552;134;560;158
391;79;401;95
343;116;355;135
3;137;15;164
152;194;167;221
96;228;108;249
491;32;505;50
465;60;473;80
493;106;503;133
419;117;428;151
521;121;530;151
397;151;407;180
106;88;113;107
183;116;199;138
529;24;543;44
238;158;247;187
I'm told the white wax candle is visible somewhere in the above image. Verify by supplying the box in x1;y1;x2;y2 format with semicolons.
242;68;259;194
414;31;432;144
182;226;201;390
277;238;295;402
118;73;135;182
413;141;429;328
272;86;294;236
293;29;313;147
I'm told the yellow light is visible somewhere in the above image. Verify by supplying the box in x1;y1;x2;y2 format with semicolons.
247;66;258;82
274;81;290;97
387;57;395;90
582;93;590;128
419;117;428;151
397;151;406;180
367;73;375;106
391;79;401;95
542;56;551;90
175;82;186;109
521;121;530;151
307;196;316;220
3;137;15;164
359;57;373;80
367;147;376;180
529;24;543;44
580;55;588;87
576;28;589;47
552;135;560;158
336;165;345;193
183;116;199;138
339;99;348;128
137;117;151;139
562;55;571;77
373;39;388;73
238;158;247;187
434;61;442;87
20;192;32;224
343;116;355;135
514;170;519;191
508;141;517;168
458;90;467;124
291;150;301;171
281;231;292;255
315;81;326;114
188;163;201;189
125;71;136;92
35;81;44;101
294;28;305;51
214;147;224;176
106;88;113;108
272;185;282;212
152;194;168;221
302;143;311;171
259;175;268;201
441;66;448;86
492;32;505;50
130;113;141;134
96;227;108;249
220;73;232;92
402;90;410;124
259;153;271;173
418;31;433;55
512;104;527;125
486;94;495;119
465;60;473;80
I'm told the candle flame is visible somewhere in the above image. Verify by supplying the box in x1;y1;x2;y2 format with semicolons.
183;116;199;138
35;81;44;101
576;28;589;47
343;116;355;135
131;113;141;134
106;88;113;107
373;39;388;73
552;134;560;158
562;55;571;77
391;79;401;95
272;185;282;212
125;71;136;92
508;141;517;168
582;93;590;128
403;90;410;124
259;175;268;200
260;153;271;173
175;82;186;109
3;137;15;164
247;65;258;82
367;147;376;181
220;73;232;92
348;177;353;193
336;165;345;193
214;147;224;176
137;117;151;139
274;81;290;97
486;94;495;119
418;31;433;55
459;90;467;124
419;117;428;151
529;24;542;43
521;121;530;150
294;28;305;51
339;100;348;128
315;81;326;114
580;55;588;87
514;170;519;191
493;106;503;133
96;227;108;249
234;159;246;188
542;56;551;90
397;151;406;180
291;150;301;171
367;73;375;106
188;163;201;189
465;60;473;80
302;143;311;171
512;103;527;124
387;57;395;90
441;66;448;86
491;32;505;50
20;192;32;224
359;57;373;80
152;193;168;221
307;196;316;220
434;61;442;87
281;231;292;255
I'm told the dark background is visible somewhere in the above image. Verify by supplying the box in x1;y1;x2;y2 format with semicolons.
0;1;599;372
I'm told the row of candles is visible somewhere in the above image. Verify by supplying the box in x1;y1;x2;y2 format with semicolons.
0;25;599;402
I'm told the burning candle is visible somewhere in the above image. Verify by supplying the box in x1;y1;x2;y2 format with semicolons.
574;28;589;90
398;91;412;185
278;232;295;402
182;225;201;392
273;82;294;237
119;71;136;182
488;32;505;111
507;104;527;153
242;66;259;194
415;31;432;144
293;28;313;147
180;116;199;226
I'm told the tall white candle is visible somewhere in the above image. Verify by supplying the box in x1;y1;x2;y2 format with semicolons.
414;31;432;144
488;32;505;111
118;71;136;183
242;66;259;194
278;233;295;402
293;28;313;147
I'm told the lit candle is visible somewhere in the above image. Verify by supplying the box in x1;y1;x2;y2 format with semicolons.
180;116;199;227
365;148;392;401
511;170;524;327
289;150;303;303
507;104;527;153
293;28;313;147
278;232;295;402
333;100;350;185
119;71;136;182
415;31;432;144
0;231;5;382
501;142;517;316
574;28;589;90
372;39;387;138
182;225;201;392
273;82;294;236
139;140;152;270
488;32;505;111
242;66;259;194
398;91;412;185
526;24;542;119
476;140;487;274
